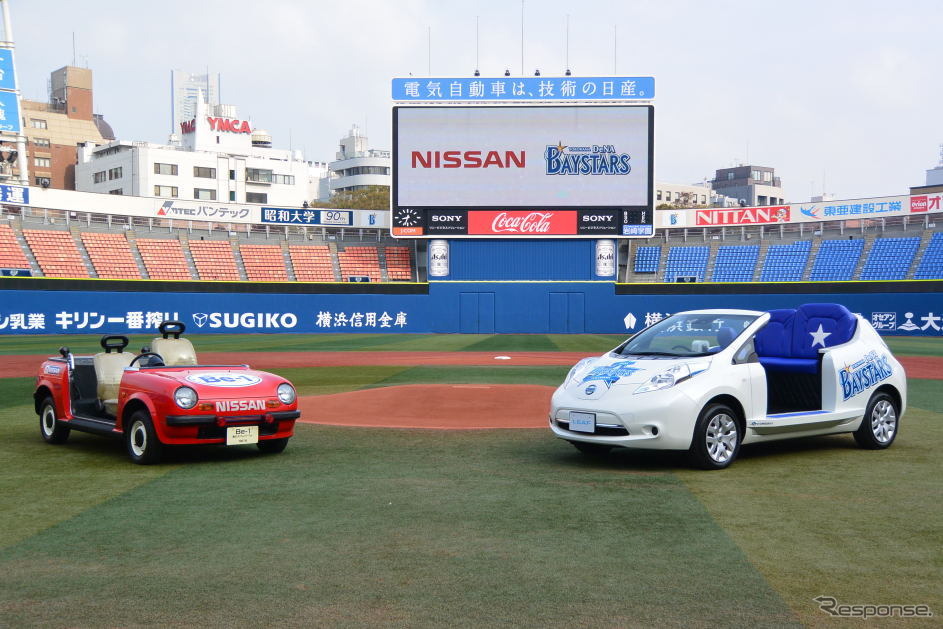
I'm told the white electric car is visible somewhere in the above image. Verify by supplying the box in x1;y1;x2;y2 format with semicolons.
550;303;907;469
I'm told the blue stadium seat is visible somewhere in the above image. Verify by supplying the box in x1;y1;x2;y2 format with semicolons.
759;241;811;282
634;246;661;273
662;246;709;282
915;233;943;280
710;245;759;282
808;239;863;281
859;237;920;280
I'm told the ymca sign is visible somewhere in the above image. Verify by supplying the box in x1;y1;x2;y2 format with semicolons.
180;116;252;135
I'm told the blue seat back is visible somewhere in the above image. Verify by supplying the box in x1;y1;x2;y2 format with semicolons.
754;309;795;358
791;303;857;359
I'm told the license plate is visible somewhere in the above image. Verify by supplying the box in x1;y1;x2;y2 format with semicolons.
226;425;258;445
569;412;596;433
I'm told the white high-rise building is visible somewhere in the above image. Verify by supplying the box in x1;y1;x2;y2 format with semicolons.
171;70;220;133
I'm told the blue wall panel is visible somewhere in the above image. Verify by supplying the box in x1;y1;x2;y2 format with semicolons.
1;283;942;337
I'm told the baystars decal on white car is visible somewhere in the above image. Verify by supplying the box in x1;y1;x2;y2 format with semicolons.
185;373;263;387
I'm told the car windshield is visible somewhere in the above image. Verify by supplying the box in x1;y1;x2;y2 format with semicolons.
615;313;759;357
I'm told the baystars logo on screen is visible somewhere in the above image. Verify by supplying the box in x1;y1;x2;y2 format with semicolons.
544;141;632;176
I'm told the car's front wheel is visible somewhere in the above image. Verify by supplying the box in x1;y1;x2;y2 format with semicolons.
125;410;162;465
853;391;899;449
690;403;741;470
257;437;289;454
39;396;70;444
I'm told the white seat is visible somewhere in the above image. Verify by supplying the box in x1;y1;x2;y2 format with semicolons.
93;351;135;415
151;337;197;367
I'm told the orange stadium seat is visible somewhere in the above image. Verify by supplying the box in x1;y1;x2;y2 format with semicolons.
338;245;382;282
385;246;413;281
136;238;194;280
81;232;141;280
24;229;90;278
0;224;30;270
187;240;241;281
289;245;337;282
240;244;289;281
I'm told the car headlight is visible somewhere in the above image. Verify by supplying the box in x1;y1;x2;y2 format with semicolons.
174;386;198;409
277;383;296;404
564;358;597;386
634;362;709;394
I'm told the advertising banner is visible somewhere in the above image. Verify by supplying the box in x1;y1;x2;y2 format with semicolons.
0;48;16;91
392;105;654;238
0;90;21;134
392;76;655;102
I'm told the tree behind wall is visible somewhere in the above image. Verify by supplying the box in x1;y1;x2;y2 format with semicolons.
310;186;390;210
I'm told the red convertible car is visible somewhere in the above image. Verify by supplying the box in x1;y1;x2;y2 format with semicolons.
34;321;299;464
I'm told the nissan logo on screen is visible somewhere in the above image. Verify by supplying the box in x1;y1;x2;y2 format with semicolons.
392;104;654;238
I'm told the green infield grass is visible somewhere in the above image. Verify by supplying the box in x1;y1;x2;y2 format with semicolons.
0;333;940;627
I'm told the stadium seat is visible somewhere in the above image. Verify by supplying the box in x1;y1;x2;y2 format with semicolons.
915;232;943;280
136;238;194;280
24;229;91;278
0;224;30;270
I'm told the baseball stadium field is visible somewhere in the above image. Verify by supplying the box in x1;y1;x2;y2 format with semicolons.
0;332;940;627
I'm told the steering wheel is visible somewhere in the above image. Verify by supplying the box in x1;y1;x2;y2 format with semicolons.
130;352;165;368
671;345;690;351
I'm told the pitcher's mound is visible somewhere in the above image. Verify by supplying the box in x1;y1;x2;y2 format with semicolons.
297;384;554;429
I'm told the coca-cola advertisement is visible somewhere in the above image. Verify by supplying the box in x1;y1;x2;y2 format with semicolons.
468;211;578;236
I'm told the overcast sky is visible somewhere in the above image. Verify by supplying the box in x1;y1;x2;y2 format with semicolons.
9;0;942;200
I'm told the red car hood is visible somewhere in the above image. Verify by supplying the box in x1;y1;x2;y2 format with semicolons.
139;367;287;399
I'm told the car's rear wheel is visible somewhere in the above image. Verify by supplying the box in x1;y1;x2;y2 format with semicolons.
853;392;899;449
690;403;741;470
39;396;70;444
125;409;162;465
569;441;612;457
257;437;289;454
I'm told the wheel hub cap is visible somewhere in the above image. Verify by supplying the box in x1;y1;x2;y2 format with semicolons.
706;413;737;463
871;400;897;444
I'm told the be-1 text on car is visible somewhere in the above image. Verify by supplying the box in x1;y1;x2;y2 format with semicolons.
35;321;300;464
550;303;906;469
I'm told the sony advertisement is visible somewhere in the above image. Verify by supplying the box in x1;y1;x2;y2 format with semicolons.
392;106;654;238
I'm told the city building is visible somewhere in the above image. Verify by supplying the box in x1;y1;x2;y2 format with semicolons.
76;100;327;206
171;69;219;135
323;125;390;200
910;144;943;195
655;181;736;208
710;164;786;207
13;66;115;190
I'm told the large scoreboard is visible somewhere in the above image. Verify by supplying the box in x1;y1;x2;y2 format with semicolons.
391;104;654;238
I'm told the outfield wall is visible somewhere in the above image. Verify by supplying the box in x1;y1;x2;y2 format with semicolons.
1;278;942;336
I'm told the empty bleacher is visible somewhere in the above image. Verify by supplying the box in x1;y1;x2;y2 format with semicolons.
338;245;382;282
710;245;759;282
914;232;943;280
23;229;90;278
759;240;811;282
634;246;661;274
240;244;290;282
188;239;241;281
81;232;141;280
385;246;413;281
808;239;864;281
136;238;194;280
0;224;30;271
289;245;336;282
662;246;709;282
859;237;921;280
